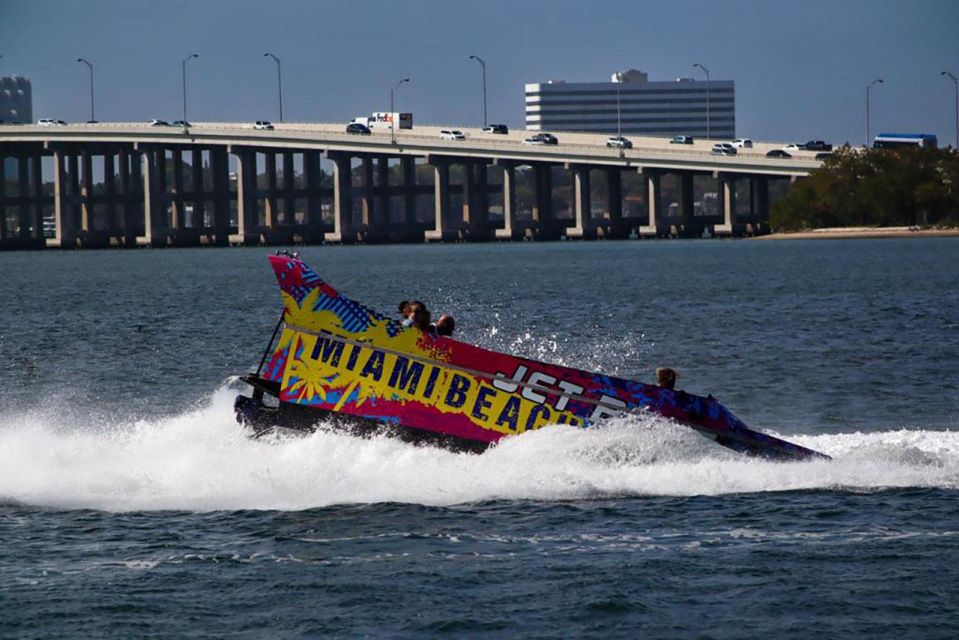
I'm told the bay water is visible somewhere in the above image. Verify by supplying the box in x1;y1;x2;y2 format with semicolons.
1;238;957;638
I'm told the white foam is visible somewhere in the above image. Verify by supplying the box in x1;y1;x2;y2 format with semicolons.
1;385;957;512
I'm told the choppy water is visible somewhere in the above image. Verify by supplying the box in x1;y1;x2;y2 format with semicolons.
1;239;958;638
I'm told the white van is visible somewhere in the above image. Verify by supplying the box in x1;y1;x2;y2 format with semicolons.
37;118;61;126
440;129;466;141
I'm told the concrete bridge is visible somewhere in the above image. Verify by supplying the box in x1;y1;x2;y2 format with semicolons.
0;122;821;249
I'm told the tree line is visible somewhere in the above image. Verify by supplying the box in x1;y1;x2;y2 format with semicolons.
770;146;959;230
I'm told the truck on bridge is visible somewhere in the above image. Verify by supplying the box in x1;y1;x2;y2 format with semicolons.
351;112;413;131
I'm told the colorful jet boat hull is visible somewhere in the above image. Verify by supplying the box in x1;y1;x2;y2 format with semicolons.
235;254;829;461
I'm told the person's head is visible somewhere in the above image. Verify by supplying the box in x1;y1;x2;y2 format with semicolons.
436;314;456;337
656;367;677;390
398;300;410;315
403;301;431;330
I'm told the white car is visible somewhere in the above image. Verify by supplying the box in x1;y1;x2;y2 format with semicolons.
712;142;738;156
731;138;753;149
253;120;274;130
440;129;466;141
37;118;64;126
149;119;170;126
783;143;802;152
606;136;633;149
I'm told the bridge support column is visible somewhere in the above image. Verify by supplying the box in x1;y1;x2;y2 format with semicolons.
79;150;96;243
395;156;421;242
715;174;736;236
602;168;626;238
16;153;31;241
137;149;164;246
639;170;661;237
532;164;558;240
678;172;695;236
102;152;118;243
283;151;295;227
210;147;230;246
750;176;769;235
50;150;79;248
495;163;521;240
425;159;456;241
191;149;204;231
231;148;260;245
171;150;185;236
376;157;390;228
325;153;357;243
470;163;491;240
567;165;595;239
264;152;277;229
118;148;138;246
303;151;325;243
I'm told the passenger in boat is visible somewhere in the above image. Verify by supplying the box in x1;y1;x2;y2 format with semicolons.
435;314;456;337
656;367;677;390
400;300;433;331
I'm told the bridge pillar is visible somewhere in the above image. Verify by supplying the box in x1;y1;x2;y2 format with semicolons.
376;157;390;226
303;150;325;243
678;172;695;236
50;150;79;248
639;170;661;237
16;153;31;241
191;149;204;230
231;148;259;246
494;163;521;241
602;168;626;238
283;151;295;227
30;153;43;244
750;176;769;235
171;149;185;234
567;165;595;239
118;148;138;246
461;162;491;241
715;174;736;236
264;152;277;228
102;152;118;243
0;154;7;241
80;150;95;243
532;164;558;240
425;158;456;242
137;148;165;247
210;147;230;246
396;156;422;242
325;152;357;243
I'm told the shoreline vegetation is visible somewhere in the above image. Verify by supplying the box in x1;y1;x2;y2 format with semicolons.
768;145;959;234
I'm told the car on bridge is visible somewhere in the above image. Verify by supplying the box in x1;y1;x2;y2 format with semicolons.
440;129;466;141
254;121;274;130
711;142;737;156
782;143;802;152
346;122;371;135
172;120;191;127
482;124;509;134
38;118;66;126
815;152;832;160
802;140;832;151
606;136;633;149
671;135;694;144
731;138;754;149
766;149;792;159
149;119;170;126
523;132;559;145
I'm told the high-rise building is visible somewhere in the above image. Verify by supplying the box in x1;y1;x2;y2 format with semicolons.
1;76;33;124
525;69;734;139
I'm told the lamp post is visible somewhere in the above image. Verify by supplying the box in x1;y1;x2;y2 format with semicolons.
693;63;710;140
76;58;94;122
866;78;884;147
390;77;410;144
468;55;487;128
264;53;283;123
942;71;958;149
181;53;198;125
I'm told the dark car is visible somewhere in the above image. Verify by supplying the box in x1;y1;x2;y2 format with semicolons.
815;152;832;161
483;124;509;134
523;132;558;145
766;149;792;159
802;140;832;151
172;120;191;127
346;122;371;135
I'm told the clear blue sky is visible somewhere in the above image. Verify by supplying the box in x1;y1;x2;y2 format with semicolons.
2;0;958;145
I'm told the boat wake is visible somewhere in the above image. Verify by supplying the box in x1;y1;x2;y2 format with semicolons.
1;383;957;512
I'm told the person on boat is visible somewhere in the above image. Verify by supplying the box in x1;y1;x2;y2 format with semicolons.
435;314;456;337
656;367;677;390
400;300;433;331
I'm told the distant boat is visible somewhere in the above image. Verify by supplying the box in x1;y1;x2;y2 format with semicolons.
235;252;829;461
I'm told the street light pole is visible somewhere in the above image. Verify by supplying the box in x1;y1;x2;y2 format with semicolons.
866;78;884;147
390;77;410;145
469;55;487;128
693;63;710;140
264;53;283;123
76;58;94;122
942;71;958;149
181;53;198;124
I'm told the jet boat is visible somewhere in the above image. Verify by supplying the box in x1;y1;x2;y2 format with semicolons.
235;253;829;461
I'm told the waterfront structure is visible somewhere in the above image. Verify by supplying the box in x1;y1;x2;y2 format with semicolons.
0;76;32;124
0;122;816;250
525;70;735;139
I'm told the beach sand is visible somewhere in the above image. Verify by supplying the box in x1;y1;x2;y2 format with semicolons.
754;226;959;240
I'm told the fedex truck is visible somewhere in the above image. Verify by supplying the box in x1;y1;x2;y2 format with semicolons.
352;112;413;131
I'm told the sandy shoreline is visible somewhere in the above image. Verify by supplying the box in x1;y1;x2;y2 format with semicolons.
753;226;959;240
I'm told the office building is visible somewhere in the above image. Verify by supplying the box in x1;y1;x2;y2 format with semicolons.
525;69;734;139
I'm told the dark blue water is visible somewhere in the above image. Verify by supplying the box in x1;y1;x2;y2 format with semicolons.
2;239;958;638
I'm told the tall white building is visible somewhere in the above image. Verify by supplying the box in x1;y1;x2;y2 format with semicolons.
525;69;734;139
0;76;33;124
